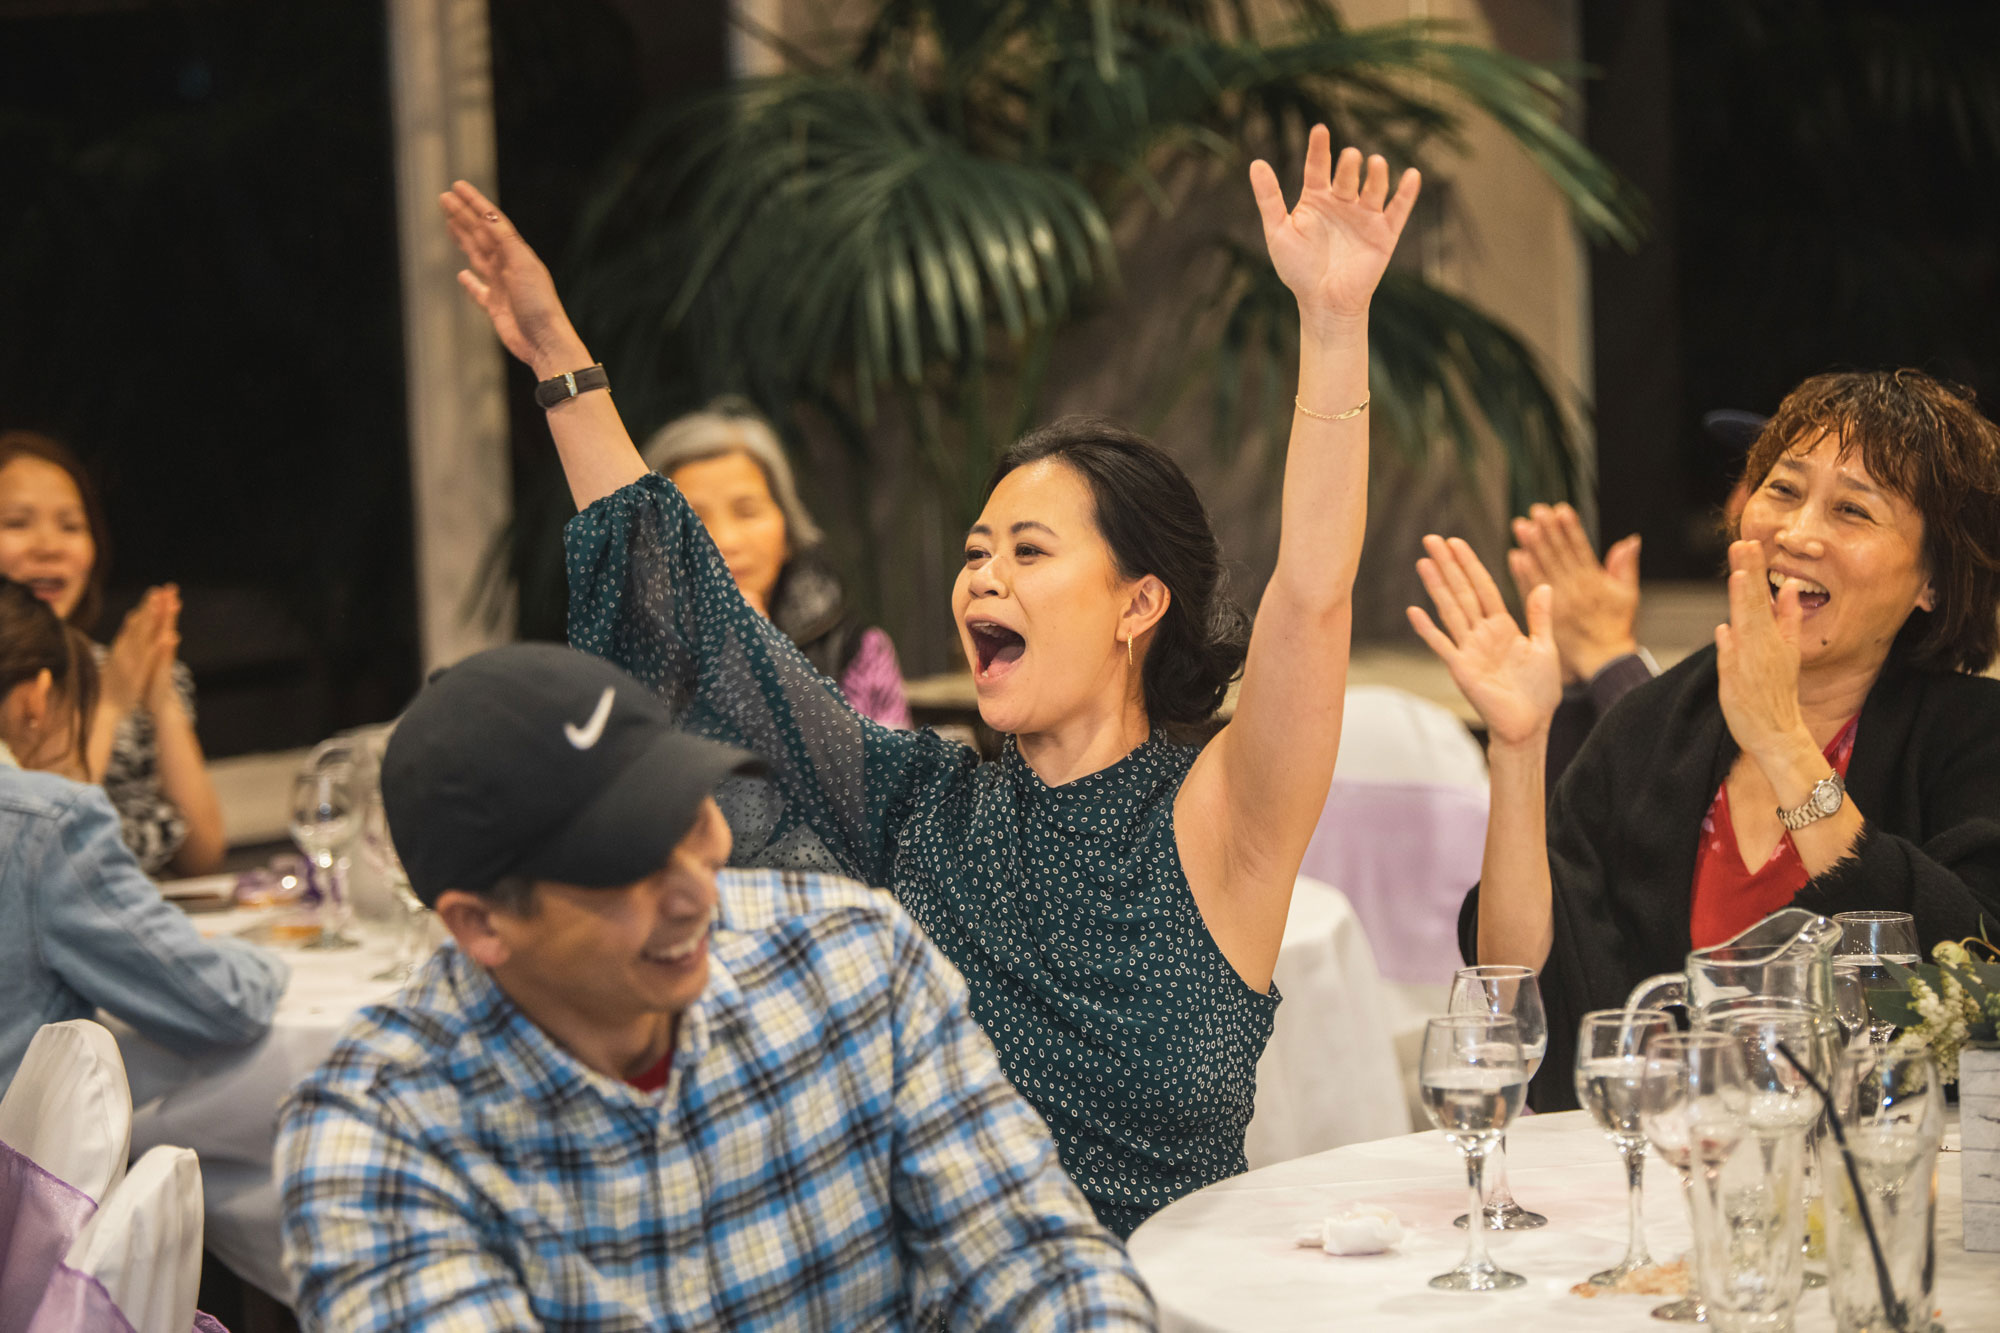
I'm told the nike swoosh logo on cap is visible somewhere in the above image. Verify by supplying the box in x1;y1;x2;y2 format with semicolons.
564;687;616;750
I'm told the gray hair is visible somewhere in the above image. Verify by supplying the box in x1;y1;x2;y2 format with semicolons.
639;399;824;551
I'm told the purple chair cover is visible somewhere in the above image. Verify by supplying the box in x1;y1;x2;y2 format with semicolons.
24;1266;140;1333
21;1269;227;1333
1297;779;1489;986
0;1141;97;1333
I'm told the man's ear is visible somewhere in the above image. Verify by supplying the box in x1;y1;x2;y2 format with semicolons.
435;890;510;969
1120;574;1171;645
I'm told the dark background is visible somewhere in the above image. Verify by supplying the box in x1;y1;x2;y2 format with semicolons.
3;0;1995;757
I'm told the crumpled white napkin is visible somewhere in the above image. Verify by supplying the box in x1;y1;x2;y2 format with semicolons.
1293;1203;1405;1255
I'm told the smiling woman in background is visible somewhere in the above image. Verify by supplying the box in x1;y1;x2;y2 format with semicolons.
641;402;910;729
443;126;1419;1234
1413;369;2000;1108
0;431;226;875
0;576;283;1092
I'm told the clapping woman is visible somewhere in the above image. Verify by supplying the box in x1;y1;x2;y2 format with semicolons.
440;127;1418;1233
1412;370;2000;1108
0;431;225;874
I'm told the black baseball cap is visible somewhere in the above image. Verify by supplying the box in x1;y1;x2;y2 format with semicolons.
381;643;761;907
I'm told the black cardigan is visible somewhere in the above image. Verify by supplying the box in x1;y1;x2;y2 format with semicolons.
1459;643;2000;1110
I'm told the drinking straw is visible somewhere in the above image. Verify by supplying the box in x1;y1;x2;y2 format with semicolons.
1773;1040;1908;1332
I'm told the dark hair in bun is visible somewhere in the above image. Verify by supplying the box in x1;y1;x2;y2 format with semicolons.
988;417;1249;727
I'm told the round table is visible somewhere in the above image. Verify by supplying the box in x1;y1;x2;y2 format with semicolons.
106;903;417;1301
1129;1109;1994;1333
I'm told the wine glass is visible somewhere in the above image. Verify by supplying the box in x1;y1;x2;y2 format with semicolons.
1829;961;1871;1049
1640;1030;1749;1324
1418;1014;1529;1292
360;791;427;981
1575;1008;1675;1286
1832;911;1921;1045
1448;964;1548;1230
289;747;361;950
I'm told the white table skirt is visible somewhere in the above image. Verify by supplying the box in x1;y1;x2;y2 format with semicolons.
1244;878;1411;1168
107;906;413;1300
1130;1109;1994;1333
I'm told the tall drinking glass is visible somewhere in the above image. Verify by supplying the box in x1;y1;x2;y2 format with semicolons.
1449;965;1548;1230
1832;911;1921;1046
1829;962;1871;1049
1575;1008;1675;1285
1823;1043;1944;1333
289;752;360;951
1419;1014;1529;1291
1689;1007;1821;1333
1639;1030;1749;1324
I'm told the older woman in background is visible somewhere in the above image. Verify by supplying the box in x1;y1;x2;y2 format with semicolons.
1413;369;2000;1109
642;403;910;729
0;430;226;874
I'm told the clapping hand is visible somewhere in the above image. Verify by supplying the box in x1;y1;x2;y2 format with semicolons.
1409;536;1563;748
439;181;589;377
1715;540;1812;767
1249;125;1420;338
1507;503;1641;683
101;586;180;718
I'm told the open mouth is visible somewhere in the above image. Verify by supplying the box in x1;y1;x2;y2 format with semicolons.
968;621;1027;681
22;577;67;604
1768;570;1830;612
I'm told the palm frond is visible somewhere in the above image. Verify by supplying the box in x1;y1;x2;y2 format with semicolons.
1195;251;1585;514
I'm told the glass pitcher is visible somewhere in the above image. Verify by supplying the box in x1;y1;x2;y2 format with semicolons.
1625;908;1841;1018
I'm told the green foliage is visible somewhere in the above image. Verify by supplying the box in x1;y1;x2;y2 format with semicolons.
562;0;1644;600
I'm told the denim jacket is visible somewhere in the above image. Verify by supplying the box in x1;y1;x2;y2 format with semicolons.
0;756;288;1092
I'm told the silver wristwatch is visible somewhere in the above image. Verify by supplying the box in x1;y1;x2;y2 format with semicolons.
1776;773;1845;831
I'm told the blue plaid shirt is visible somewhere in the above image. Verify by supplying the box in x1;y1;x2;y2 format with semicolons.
276;868;1154;1331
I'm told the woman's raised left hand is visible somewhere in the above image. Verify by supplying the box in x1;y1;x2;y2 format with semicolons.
1715;540;1814;767
1249;124;1420;339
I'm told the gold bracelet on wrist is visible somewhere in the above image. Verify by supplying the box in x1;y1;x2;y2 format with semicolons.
1295;393;1370;422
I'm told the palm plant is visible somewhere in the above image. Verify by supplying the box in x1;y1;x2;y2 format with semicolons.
554;0;1643;643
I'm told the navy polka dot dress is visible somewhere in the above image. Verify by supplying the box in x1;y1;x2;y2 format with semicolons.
567;474;1278;1236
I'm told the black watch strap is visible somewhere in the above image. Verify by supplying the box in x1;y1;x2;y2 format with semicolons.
533;364;609;410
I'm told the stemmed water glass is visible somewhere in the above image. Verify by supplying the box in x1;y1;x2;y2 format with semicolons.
1418;1014;1529;1292
1575;1007;1675;1286
1832;911;1921;1045
1449;964;1548;1230
360;791;427;981
289;744;360;950
1639;1030;1750;1324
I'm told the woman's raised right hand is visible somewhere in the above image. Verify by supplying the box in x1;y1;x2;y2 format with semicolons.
439;180;589;377
1407;535;1562;748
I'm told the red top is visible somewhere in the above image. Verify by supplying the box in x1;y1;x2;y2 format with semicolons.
626;1047;675;1093
1688;717;1859;948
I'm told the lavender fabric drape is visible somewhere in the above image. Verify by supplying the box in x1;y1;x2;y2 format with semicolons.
0;1142;97;1333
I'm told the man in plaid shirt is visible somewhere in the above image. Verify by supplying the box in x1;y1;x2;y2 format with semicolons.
275;644;1153;1331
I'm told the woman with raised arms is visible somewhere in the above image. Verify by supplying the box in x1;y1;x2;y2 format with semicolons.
440;127;1418;1235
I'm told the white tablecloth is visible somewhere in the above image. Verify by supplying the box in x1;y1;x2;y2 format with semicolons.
1245;878;1411;1168
1130;1109;1995;1333
107;907;411;1300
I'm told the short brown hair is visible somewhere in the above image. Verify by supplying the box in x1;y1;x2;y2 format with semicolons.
0;430;111;632
1740;370;2000;673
